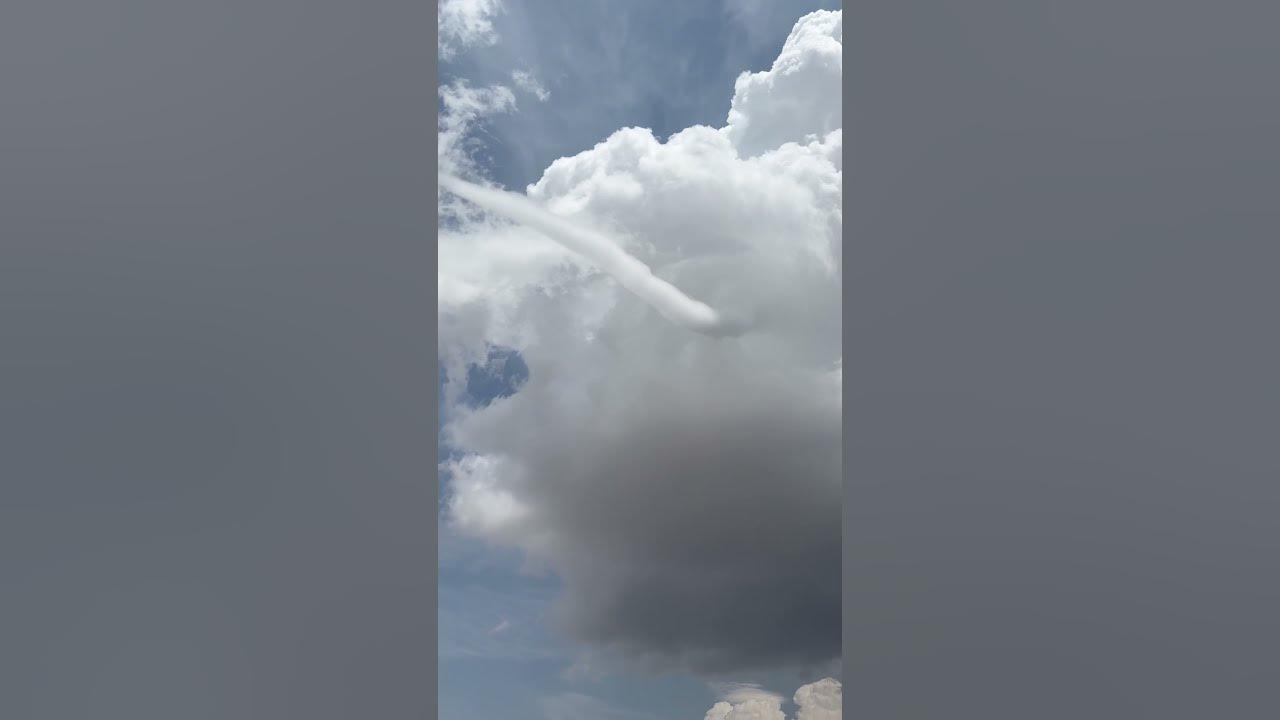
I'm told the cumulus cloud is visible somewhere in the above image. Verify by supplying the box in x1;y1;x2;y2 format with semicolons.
704;684;786;720
704;698;785;720
438;0;504;60
439;9;842;675
724;10;842;158
793;678;842;720
702;678;840;720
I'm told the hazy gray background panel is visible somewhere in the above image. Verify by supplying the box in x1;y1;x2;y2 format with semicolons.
0;1;436;717
848;1;1280;717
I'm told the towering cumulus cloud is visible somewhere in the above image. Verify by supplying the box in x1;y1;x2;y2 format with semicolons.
701;678;842;720
439;9;842;676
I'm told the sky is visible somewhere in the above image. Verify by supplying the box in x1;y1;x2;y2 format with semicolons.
437;1;842;718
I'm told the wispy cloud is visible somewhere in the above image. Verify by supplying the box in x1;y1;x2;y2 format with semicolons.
439;0;504;60
438;81;517;180
512;70;551;101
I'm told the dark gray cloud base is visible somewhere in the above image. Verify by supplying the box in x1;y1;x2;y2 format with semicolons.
455;338;842;674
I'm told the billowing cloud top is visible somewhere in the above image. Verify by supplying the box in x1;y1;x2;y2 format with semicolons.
792;677;842;720
725;9;842;158
702;678;842;720
439;9;842;676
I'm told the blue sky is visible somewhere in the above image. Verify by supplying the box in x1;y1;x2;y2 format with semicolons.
442;0;840;190
438;2;839;718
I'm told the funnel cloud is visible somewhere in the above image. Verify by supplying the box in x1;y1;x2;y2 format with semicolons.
439;173;748;337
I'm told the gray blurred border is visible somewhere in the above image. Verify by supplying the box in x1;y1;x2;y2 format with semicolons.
1;1;438;717
845;2;1280;717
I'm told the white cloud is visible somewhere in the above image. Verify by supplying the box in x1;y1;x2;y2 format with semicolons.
443;454;529;543
793;677;842;720
719;683;786;706
724;9;842;158
702;678;841;720
439;9;842;675
440;174;745;336
438;80;517;180
704;699;785;720
513;70;551;101
704;683;787;720
439;0;504;60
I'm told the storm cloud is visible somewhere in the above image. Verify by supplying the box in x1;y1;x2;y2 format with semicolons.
439;10;842;675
